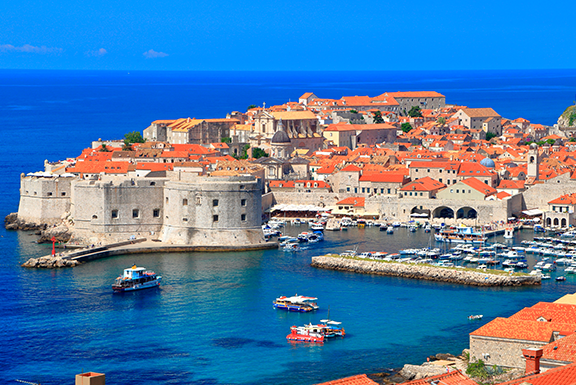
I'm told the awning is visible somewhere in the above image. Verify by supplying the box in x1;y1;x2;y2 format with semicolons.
410;213;429;217
271;204;328;212
522;209;544;216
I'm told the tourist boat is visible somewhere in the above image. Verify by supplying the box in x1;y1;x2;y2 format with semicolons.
274;295;319;312
468;315;483;320
112;265;161;292
286;324;325;343
435;226;486;244
503;227;514;239
318;319;345;338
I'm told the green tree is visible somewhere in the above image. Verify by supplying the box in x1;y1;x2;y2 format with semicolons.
99;144;110;152
236;144;250;159
124;131;145;145
349;109;359;114
252;147;268;159
221;137;232;143
437;117;446;125
247;104;257;110
373;110;384;124
546;138;556;145
466;359;489;380
537;140;546;146
408;106;423;117
401;123;413;133
485;132;497;141
569;137;576;142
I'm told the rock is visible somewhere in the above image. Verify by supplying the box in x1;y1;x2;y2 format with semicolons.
558;105;576;128
435;353;455;361
37;225;72;244
399;364;445;381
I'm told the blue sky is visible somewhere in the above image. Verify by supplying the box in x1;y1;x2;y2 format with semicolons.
1;0;574;71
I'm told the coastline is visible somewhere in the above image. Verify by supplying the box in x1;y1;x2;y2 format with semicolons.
311;255;541;286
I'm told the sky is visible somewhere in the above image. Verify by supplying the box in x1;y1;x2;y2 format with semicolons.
1;0;575;71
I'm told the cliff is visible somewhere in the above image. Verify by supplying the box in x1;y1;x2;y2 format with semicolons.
558;104;576;127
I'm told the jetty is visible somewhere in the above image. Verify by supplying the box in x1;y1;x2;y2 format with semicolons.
22;238;278;268
311;255;540;287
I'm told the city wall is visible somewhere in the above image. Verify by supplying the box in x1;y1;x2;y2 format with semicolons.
18;176;73;224
469;335;547;369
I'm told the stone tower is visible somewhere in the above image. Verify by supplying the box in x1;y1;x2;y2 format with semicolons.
527;143;539;180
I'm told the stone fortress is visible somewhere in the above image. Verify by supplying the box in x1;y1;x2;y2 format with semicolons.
15;170;267;247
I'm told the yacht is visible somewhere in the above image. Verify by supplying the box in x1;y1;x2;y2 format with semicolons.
112;265;161;293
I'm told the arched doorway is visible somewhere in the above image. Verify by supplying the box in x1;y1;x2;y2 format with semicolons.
546;218;551;226
553;218;559;227
456;207;478;219
562;218;567;227
433;206;454;219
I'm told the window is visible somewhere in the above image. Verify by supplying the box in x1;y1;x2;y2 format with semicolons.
132;209;139;218
166;197;169;203
456;189;459;193
241;199;246;206
484;180;488;185
346;187;350;192
183;198;188;206
420;192;423;196
387;189;391;194
213;199;219;207
241;214;246;221
367;188;370;193
47;192;53;196
183;218;188;222
112;210;118;219
61;192;66;196
361;188;365;193
92;215;98;220
380;189;384;193
453;179;456;184
150;181;156;186
468;190;471;194
450;189;453;193
427;169;430;173
153;209;160;218
354;188;358;193
213;215;219;222
439;178;443;183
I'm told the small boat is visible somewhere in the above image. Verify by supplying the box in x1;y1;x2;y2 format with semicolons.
112;265;161;292
541;274;551;280
424;224;431;233
556;276;567;281
468;315;483;320
503;227;514;239
274;295;319;312
286;324;325;343
409;225;417;233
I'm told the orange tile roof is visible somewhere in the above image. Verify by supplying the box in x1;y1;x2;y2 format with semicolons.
388;91;445;98
460;177;497;196
496;191;511;199
336;197;365;207
401;370;478;385
400;176;445;192
470;317;561;342
548;194;576;205
314;374;378;385
458;108;501;118
498;361;576;385
271;110;317;120
512;303;576;324
542;332;576;363
325;122;396;132
359;173;407;183
341;165;362;172
135;163;174;171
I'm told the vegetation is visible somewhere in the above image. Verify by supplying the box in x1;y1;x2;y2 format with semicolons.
247;104;257;110
401;123;413;133
349;109;359;114
570;137;576;142
546;138;556;145
235;143;250;159
485;132;497;141
221;137;232;143
373;110;384;124
466;359;504;381
124;131;145;145
99;144;110;152
437;117;446;125
408;106;423;117
252;147;268;159
561;105;576;126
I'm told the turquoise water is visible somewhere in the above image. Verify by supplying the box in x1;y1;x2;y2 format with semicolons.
3;226;575;384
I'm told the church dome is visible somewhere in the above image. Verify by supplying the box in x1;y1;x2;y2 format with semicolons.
271;130;291;144
480;157;495;168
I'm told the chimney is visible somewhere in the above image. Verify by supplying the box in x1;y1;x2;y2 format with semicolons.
523;348;543;375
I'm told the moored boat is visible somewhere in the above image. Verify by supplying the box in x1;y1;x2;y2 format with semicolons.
274;295;319;312
112;265;161;292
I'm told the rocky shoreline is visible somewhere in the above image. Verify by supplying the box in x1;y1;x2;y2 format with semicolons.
311;255;541;286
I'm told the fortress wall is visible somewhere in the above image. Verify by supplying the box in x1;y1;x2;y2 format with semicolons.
72;178;165;240
17;176;73;224
161;175;265;245
522;173;576;210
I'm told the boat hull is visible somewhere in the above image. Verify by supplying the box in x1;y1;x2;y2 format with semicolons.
112;279;161;292
286;333;324;343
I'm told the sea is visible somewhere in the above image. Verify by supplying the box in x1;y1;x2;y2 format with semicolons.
1;69;576;385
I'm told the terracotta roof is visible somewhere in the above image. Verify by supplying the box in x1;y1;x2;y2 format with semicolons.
271;111;317;120
460;177;497;196
341;165;363;172
458;108;501;118
359;173;407;183
336;197;365;207
498;180;525;189
498;361;576;385
401;369;478;385
549;193;576;205
510;303;576;325
400;176;445;192
324;122;396;132
542;332;576;363
496;191;511;199
387;91;445;98
470;317;561;342
315;374;378;385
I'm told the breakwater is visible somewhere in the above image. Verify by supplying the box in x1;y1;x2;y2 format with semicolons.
311;255;541;286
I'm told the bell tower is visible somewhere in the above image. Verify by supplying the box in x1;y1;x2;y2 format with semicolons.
527;143;539;180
